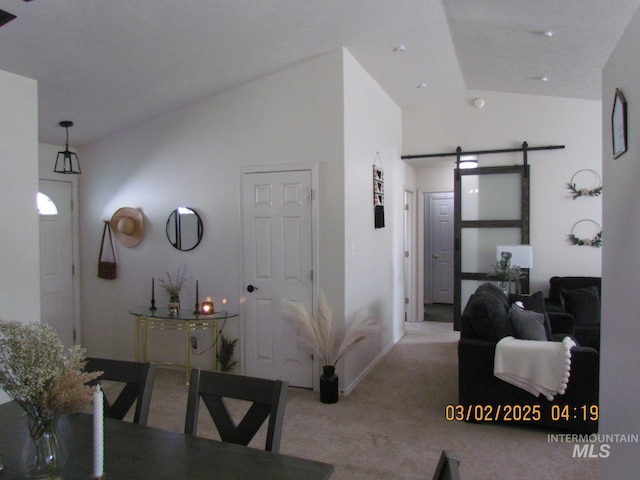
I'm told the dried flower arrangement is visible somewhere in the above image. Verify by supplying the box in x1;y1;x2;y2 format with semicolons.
159;266;187;300
0;320;102;438
281;292;382;367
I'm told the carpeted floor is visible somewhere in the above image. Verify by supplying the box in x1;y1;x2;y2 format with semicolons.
424;303;454;323
124;321;599;480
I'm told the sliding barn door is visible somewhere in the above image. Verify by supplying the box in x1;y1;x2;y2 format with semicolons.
453;165;529;329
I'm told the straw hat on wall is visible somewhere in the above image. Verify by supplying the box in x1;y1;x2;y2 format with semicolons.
110;207;143;247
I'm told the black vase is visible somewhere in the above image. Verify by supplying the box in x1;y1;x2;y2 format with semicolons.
320;365;339;403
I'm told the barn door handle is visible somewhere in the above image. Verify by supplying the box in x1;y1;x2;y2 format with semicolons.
246;285;258;293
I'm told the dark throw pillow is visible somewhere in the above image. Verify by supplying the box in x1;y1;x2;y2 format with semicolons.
509;305;548;341
509;291;552;340
462;283;513;342
560;286;601;325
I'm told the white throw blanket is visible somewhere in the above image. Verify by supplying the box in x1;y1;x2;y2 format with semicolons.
494;336;575;400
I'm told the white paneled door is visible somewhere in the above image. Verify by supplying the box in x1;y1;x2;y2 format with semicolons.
428;192;454;304
242;168;314;388
39;180;75;347
404;189;416;321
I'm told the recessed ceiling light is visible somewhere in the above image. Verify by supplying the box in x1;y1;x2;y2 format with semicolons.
417;83;428;89
393;45;406;53
542;31;554;38
538;76;549;82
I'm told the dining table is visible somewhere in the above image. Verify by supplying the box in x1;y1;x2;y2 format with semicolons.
0;401;334;479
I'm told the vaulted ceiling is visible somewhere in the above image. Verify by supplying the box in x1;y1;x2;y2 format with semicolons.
0;0;638;146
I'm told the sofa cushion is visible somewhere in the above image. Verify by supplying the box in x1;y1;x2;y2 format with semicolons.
509;305;548;340
560;286;601;325
509;291;552;340
548;276;601;303
462;283;513;342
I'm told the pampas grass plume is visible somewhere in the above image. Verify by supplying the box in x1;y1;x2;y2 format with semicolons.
282;292;382;367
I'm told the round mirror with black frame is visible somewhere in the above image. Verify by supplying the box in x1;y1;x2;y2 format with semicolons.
166;207;203;251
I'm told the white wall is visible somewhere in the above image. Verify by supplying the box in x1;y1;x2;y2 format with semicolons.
0;69;39;403
79;50;345;368
78;49;404;391
601;6;640;476
341;51;406;392
404;91;602;307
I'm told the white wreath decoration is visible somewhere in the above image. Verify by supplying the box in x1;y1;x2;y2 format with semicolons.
566;169;602;200
568;219;602;247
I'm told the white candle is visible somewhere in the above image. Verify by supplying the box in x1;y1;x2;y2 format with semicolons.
93;385;104;478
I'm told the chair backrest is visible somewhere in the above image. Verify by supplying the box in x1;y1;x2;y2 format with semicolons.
184;368;288;452
85;357;157;426
432;450;461;480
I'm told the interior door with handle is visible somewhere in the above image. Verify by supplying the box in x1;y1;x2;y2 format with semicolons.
426;192;454;304
242;168;314;388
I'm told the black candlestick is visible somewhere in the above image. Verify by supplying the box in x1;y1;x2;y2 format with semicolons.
149;277;157;311
193;280;200;314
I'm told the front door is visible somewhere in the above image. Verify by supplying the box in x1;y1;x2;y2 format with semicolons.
39;180;75;346
242;168;314;388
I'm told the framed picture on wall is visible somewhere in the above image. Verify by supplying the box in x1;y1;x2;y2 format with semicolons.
612;88;627;158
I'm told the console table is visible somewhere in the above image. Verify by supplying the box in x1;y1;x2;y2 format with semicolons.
129;306;238;383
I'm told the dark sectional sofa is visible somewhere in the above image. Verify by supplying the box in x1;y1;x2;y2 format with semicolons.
545;276;601;351
458;282;599;433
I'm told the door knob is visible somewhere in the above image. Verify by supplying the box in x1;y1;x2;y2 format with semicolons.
246;285;258;293
432;254;439;259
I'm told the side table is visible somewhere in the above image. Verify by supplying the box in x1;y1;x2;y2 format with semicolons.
129;306;238;383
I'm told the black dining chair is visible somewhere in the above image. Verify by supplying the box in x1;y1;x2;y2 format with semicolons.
184;368;288;452
85;357;157;426
432;450;461;480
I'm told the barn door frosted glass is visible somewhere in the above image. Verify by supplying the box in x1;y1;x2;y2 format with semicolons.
460;174;521;221
455;165;529;328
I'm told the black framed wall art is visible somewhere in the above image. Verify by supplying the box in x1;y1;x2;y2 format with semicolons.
612;88;627;158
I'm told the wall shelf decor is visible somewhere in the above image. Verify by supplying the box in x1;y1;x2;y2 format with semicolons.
566;169;602;199
373;153;384;229
568;219;602;247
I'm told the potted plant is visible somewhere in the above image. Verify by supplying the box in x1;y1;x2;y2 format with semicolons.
216;334;238;372
490;251;523;294
282;293;381;403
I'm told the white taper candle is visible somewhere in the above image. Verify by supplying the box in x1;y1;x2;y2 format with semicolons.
93;384;104;478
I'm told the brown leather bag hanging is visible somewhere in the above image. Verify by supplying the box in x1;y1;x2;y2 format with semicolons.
98;221;117;279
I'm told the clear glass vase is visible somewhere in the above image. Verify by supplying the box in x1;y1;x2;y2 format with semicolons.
21;414;66;479
168;295;180;317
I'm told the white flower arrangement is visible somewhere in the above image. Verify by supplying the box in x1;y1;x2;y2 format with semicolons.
159;266;187;300
0;320;101;437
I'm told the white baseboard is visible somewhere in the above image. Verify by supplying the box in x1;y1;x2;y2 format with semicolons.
340;338;398;395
